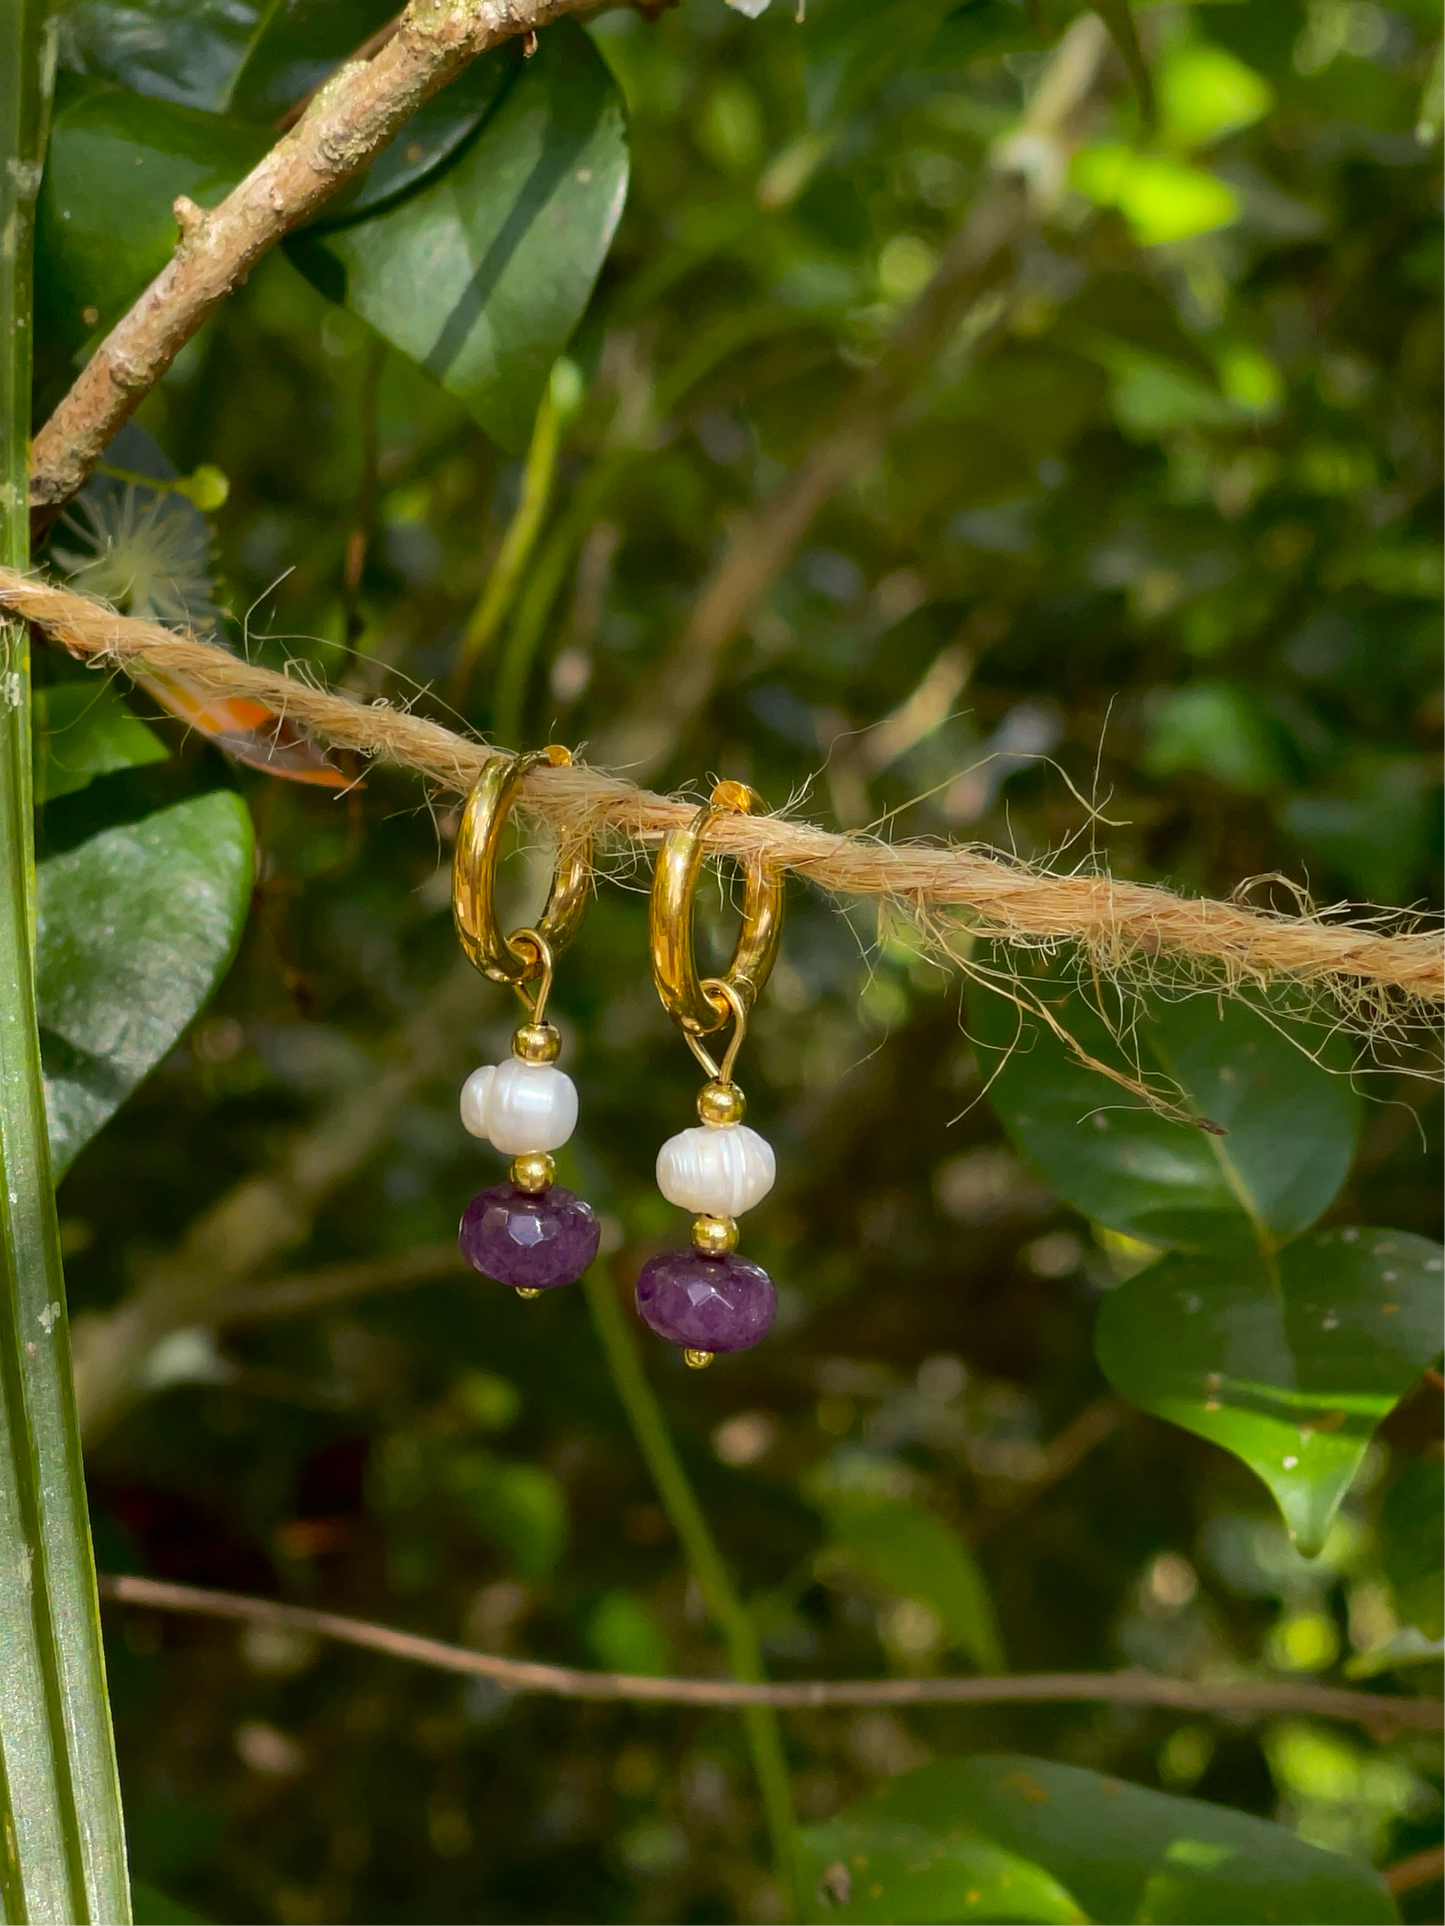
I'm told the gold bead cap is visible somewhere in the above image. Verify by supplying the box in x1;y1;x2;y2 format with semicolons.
513;1021;562;1064
697;1079;746;1127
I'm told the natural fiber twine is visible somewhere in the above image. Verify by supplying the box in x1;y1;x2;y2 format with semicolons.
3;568;1440;1022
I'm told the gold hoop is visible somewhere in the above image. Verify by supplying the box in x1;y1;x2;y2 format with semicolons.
453;747;589;987
650;780;784;1036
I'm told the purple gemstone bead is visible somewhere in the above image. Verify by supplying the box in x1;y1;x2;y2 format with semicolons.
459;1184;599;1291
635;1250;777;1353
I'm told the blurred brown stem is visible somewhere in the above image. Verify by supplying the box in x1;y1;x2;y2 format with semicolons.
1385;1844;1445;1895
98;1574;1444;1733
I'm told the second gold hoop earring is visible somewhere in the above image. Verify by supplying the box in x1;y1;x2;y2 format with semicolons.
453;747;600;1297
636;781;785;1368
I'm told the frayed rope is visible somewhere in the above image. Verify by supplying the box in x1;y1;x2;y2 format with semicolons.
2;567;1440;1023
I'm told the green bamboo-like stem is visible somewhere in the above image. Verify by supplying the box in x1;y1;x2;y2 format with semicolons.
582;1268;800;1917
449;359;582;709
0;4;131;1917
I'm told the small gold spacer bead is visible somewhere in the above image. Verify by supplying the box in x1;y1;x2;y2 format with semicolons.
697;1079;746;1127
512;1021;561;1064
683;1348;714;1370
510;1151;555;1194
515;1287;543;1300
692;1213;739;1256
710;779;753;812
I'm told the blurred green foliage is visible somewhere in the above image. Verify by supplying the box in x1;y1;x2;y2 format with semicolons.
27;0;1444;1918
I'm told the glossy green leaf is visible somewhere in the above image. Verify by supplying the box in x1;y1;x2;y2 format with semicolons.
970;970;1358;1253
310;53;522;226
37;80;268;354
1095;1229;1444;1552
57;0;266;111
294;21;628;453
230;0;520;225
38;792;254;1176
801;1813;1085;1925
225;0;397;119
1379;1455;1444;1639
826;1498;1004;1671
803;1756;1398;1925
35;680;168;804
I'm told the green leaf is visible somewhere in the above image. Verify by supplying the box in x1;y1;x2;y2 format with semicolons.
586;1590;672;1676
38;791;254;1176
57;0;266;111
231;2;520;225
35;680;168;804
1091;1;1155;121
1095;1230;1445;1551
1071;147;1238;246
1416;38;1444;145
801;0;969;129
970;970;1359;1254
802;1756;1399;1925
37;79;268;354
1142;682;1290;795
225;0;398;119
312;53;522;226
293;21;628;453
1379;1455;1444;1639
801;1813;1086;1924
131;1878;210;1925
444;1450;567;1577
1159;40;1273;151
826;1498;1004;1672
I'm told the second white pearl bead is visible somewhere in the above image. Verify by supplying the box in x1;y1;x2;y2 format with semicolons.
461;1059;578;1154
656;1123;775;1218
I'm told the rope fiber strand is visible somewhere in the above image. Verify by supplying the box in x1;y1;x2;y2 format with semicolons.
5;567;1441;1016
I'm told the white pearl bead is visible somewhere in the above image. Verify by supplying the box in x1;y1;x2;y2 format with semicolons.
656;1123;774;1218
460;1060;578;1154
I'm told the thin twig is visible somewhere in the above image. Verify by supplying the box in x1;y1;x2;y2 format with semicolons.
28;0;594;515
97;1573;1444;1732
4;568;1440;1011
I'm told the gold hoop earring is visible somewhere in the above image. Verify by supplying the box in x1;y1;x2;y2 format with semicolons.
452;747;600;1298
636;781;785;1369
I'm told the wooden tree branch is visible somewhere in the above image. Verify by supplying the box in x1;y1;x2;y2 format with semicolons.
98;1573;1444;1734
28;0;594;516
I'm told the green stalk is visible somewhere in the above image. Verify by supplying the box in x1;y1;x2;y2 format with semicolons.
448;359;583;711
583;1269;800;1917
0;5;131;1918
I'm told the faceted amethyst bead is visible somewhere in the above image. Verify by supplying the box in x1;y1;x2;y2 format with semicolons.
635;1250;777;1353
459;1184;599;1291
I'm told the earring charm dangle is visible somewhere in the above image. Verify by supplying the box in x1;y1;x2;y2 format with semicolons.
453;747;600;1296
637;781;784;1367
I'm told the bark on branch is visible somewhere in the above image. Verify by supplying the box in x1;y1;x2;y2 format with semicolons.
28;0;592;515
